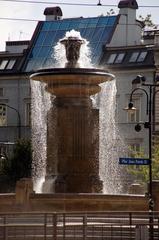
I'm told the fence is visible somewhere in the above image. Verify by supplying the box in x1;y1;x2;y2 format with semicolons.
0;211;159;240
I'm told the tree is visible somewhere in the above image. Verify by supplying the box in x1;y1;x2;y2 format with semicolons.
128;144;159;185
106;9;115;16
1;139;32;185
138;14;157;29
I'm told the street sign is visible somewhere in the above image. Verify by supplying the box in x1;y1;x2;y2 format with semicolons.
119;157;150;165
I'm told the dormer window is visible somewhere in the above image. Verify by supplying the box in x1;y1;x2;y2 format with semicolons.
6;59;16;69
137;51;147;62
0;59;16;70
107;54;117;64
115;53;125;63
129;51;148;63
129;52;139;63
107;53;125;64
0;60;8;70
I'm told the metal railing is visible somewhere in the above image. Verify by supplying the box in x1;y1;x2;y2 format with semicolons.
0;211;159;240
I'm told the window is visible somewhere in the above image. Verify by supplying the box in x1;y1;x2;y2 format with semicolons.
0;60;8;70
107;53;125;64
128;143;141;157
0;105;7;126
0;88;4;97
0;145;7;169
115;53;125;64
107;54;117;64
0;59;16;70
127;98;140;123
129;52;139;63
137;51;147;62
6;59;16;69
130;143;140;152
25;103;31;126
129;51;148;63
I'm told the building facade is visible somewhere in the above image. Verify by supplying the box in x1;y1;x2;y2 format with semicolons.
0;41;31;156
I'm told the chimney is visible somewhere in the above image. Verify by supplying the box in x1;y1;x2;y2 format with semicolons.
118;0;138;10
44;7;63;21
118;0;138;24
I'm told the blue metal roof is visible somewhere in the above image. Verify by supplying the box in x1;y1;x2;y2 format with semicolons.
24;15;118;72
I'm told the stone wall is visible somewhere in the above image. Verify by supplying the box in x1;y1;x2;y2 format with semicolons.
1;178;159;213
0;178;154;213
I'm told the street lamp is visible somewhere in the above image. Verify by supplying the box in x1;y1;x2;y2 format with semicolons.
124;75;159;240
0;103;21;139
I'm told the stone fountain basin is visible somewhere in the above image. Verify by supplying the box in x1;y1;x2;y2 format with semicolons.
30;68;115;96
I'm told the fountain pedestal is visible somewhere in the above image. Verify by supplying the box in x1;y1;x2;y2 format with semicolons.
31;69;114;193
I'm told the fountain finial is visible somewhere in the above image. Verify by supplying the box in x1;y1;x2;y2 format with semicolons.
60;36;84;68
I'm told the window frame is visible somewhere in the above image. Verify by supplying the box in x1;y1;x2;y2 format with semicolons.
129;51;148;63
129;52;139;63
0;104;7;126
107;53;117;64
6;59;16;69
128;143;141;157
0;59;16;70
114;53;125;64
137;51;148;63
0;60;9;70
107;52;125;64
25;102;31;126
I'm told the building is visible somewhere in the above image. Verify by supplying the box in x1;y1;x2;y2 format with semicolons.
0;41;31;156
0;0;158;158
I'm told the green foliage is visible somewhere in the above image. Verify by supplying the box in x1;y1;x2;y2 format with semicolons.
128;144;159;184
1;139;32;184
152;144;159;179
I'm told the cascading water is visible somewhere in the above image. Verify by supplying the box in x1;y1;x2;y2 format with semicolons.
31;80;51;192
31;29;125;194
98;81;126;194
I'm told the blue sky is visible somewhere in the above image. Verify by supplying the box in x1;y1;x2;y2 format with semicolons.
0;0;159;51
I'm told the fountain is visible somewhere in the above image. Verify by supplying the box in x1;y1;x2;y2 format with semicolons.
0;31;150;213
30;31;114;194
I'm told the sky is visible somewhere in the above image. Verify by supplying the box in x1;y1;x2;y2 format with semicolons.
1;0;159;51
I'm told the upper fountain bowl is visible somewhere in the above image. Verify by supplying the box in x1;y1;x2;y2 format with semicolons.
30;68;115;97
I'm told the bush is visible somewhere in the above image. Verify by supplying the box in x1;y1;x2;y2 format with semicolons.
1;139;32;185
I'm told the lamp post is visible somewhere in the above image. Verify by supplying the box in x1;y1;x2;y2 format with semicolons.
124;75;159;240
1;103;21;139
